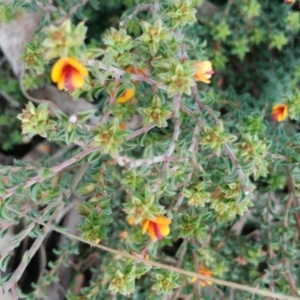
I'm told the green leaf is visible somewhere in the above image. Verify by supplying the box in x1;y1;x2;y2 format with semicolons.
0;255;11;272
40;168;52;179
29;183;40;201
87;151;101;164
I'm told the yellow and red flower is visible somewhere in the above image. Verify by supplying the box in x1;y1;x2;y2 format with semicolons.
272;104;288;122
191;265;213;286
51;57;88;92
142;215;171;241
284;0;295;3
194;61;214;84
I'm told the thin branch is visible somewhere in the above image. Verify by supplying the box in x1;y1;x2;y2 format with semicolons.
191;238;201;296
58;0;88;23
128;155;182;169
126;124;156;140
11;283;18;300
3;200;64;293
0;90;20;107
266;192;275;298
1;146;99;202
87;60;167;91
193;92;249;194
281;169;298;297
0;204;55;259
0;120;177;202
167;95;181;157
174;171;192;210
124;3;154;22
152;95;181;192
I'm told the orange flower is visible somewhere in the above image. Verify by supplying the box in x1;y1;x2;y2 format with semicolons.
51;57;88;91
272;104;288;122
116;87;135;103
142;215;171;241
284;0;295;3
119;123;126;130
127;217;135;226
194;61;214;84
191;265;213;286
125;65;145;77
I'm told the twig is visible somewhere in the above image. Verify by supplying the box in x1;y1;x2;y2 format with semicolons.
266;192;275;298
128;155;181;169
58;0;88;23
19;69;61;115
1;146;99;202
87;60;167;91
0;120;177;202
6;207;300;300
281;169;298;297
152;95;181;192
126;124;156;140
101;85;118;124
124;3;154;22
0;90;20;107
193;93;249;194
167;95;181;157
191;238;201;296
174;171;192;210
266;192;274;261
3;200;64;293
11;283;18;300
0;204;56;259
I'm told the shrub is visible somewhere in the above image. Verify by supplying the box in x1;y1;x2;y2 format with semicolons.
0;1;300;299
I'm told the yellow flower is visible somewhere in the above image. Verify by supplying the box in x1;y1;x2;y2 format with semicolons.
115;65;144;103
142;215;171;241
51;57;88;91
194;61;214;84
272;104;288;122
191;265;213;286
116;87;135;103
91;238;100;248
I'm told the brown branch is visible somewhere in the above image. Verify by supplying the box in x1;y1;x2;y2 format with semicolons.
281;168;298;297
0;90;20;108
3;200;64;293
152;95;181;192
0;146;99;202
193;93;249;194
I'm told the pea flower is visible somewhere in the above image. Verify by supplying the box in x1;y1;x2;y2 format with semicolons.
272;104;288;122
116;87;136;103
191;265;213;286
142;215;171;241
116;65;145;103
51;57;88;91
194;61;214;84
